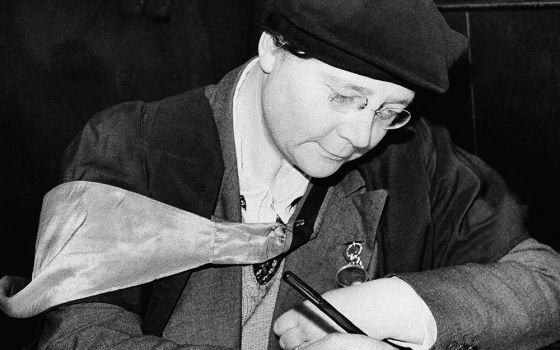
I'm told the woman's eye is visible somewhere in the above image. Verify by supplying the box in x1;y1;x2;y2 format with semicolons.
377;109;397;120
330;93;367;109
327;87;367;112
331;94;356;104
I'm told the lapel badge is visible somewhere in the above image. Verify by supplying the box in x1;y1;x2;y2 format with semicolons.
336;241;367;287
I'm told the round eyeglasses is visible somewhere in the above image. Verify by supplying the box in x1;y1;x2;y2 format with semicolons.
369;107;411;130
328;94;412;130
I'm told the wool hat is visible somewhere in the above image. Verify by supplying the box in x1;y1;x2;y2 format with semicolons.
262;0;467;93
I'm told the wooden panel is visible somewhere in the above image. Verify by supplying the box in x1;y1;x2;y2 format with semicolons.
437;0;560;11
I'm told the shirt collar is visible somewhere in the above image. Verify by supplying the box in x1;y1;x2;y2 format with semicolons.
232;58;309;223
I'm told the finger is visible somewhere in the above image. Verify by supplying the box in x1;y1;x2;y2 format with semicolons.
274;309;301;336
274;301;340;337
296;300;342;333
303;333;399;350
277;324;309;350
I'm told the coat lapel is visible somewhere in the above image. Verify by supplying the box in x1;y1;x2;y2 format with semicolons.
164;67;246;348
208;66;243;223
269;169;387;349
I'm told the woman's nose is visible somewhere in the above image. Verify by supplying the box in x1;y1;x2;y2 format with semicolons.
336;112;376;149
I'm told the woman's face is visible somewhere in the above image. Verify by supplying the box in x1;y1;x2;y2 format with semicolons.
258;35;415;178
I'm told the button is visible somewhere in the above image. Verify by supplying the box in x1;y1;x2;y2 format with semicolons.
293;225;306;237
119;0;145;18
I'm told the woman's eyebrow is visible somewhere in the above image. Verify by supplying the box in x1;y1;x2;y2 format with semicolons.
322;73;414;105
322;74;372;95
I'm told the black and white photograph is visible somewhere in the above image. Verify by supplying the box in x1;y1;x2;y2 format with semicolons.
1;1;560;349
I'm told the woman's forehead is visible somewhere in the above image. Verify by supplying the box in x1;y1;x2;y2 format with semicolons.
306;58;416;103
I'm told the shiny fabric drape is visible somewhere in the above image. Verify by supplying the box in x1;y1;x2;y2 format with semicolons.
0;181;292;318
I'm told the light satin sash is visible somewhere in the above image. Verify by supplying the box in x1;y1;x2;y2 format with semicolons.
0;181;292;318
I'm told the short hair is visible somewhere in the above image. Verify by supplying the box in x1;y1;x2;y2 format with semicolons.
268;31;310;59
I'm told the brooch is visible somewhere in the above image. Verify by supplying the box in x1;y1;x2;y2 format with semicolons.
336;241;367;287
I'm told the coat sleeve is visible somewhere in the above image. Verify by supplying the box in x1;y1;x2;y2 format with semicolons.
37;303;234;350
396;120;560;350
399;238;560;350
36;91;229;349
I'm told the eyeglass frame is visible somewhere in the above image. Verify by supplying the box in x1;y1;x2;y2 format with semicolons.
328;92;412;130
359;103;412;130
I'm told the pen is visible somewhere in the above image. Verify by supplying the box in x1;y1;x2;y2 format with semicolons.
282;271;411;349
282;271;366;335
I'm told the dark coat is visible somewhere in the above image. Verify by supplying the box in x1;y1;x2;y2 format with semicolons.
38;64;560;350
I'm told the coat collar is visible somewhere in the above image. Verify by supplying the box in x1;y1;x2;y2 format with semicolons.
174;64;246;348
205;62;249;222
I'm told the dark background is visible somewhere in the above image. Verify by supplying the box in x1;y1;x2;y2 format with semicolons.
1;0;559;348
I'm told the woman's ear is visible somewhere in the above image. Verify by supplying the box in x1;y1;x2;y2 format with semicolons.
258;32;280;73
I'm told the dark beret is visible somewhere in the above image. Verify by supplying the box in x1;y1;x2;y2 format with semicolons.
262;0;467;93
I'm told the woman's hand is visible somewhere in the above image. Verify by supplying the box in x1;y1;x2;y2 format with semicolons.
275;318;398;350
274;300;339;349
274;277;433;349
273;299;399;350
